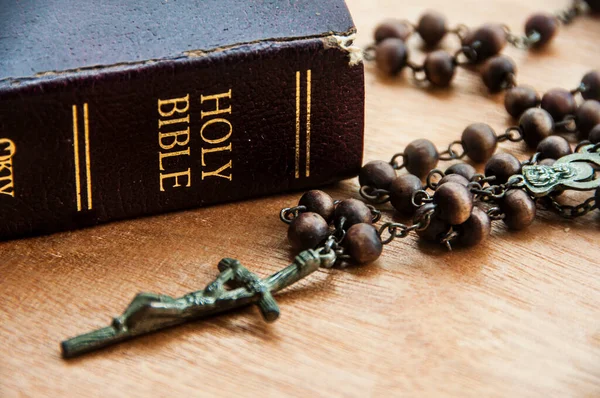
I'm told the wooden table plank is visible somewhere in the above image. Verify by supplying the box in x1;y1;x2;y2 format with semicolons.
1;0;599;396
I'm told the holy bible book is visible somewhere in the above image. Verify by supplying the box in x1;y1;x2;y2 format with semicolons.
0;0;364;240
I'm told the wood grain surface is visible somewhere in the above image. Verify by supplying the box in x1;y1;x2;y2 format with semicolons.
1;0;599;396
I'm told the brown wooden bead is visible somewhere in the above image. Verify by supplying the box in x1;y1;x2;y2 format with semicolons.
403;139;440;179
343;223;383;264
481;55;516;92
414;203;450;242
374;19;412;43
416;11;447;47
596;187;600;209
581;70;600;100
525;13;558;47
536;136;572;160
576;100;600;140
457;206;491;246
445;163;476;181
519;108;554;148
504;86;540;119
541;88;577;122
334;199;372;230
461;123;498;163
501;189;536;230
299;190;335;222
375;38;408;76
583;0;600;13
589;124;600;144
485;153;521;184
433;182;474;225
359;160;396;190
424;50;456;87
538;158;556;166
389;174;422;215
437;174;469;187
287;212;329;251
462;23;507;62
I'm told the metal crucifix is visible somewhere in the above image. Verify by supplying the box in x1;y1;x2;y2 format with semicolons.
61;249;336;358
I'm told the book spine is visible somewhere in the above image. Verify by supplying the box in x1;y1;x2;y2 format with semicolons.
0;37;364;240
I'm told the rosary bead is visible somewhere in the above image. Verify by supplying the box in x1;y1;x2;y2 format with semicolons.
504;86;540;119
462;24;507;62
446;163;476;181
581;71;600;100
344;223;383;264
501;189;536;230
524;13;558;47
424;50;456;87
540;88;577;122
576;100;600;140
433;182;474;225
589;124;600;144
457;206;491;246
485;153;521;184
417;11;447;47
596;187;600;207
299;190;335;222
414;203;450;242
437;173;469;187
538;158;555;166
461;123;498;163
480;56;516;92
335;199;372;229
359;160;397;190
287;212;329;251
374;20;412;43
536;136;572;160
583;0;600;13
389;174;422;215
519;108;554;148
404;139;440;179
375;38;408;76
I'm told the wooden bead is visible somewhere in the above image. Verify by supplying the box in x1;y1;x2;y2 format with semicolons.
374;20;412;43
485;153;521;184
583;0;600;13
287;212;329;251
501;189;536;230
462;23;507;62
334;199;372;230
424;50;456;87
481;56;516;92
536;136;572;160
437;174;469;187
299;190;335;222
596;187;600;208
389;174;422;215
541;88;577;122
457;206;491;246
519;108;554;148
581;70;600;100
589;124;600;144
343;223;383;264
524;13;558;47
576;100;600;140
403;139;440;179
375;38;408;76
461;123;498;163
504;86;540;119
538;158;555;166
433;182;474;225
416;11;447;47
445;163;476;181
414;203;450;242
359;160;396;190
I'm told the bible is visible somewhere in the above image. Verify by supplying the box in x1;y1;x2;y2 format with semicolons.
0;0;364;240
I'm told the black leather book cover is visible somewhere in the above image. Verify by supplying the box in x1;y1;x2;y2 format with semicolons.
0;0;364;239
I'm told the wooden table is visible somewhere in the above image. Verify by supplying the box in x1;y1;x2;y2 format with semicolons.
2;0;599;396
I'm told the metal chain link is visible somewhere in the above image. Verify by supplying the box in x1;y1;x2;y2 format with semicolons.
439;140;466;161
544;196;597;219
279;205;307;224
378;222;421;245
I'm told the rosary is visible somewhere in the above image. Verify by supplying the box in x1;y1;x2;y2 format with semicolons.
61;0;600;358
